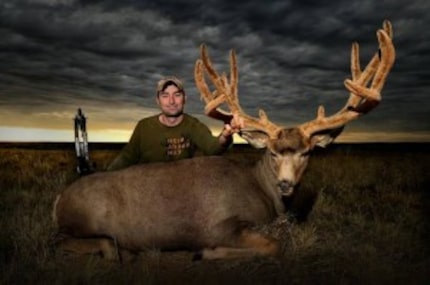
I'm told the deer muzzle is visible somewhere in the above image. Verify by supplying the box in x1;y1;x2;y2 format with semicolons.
277;180;294;196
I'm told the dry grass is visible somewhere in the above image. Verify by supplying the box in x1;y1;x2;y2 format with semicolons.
0;144;429;284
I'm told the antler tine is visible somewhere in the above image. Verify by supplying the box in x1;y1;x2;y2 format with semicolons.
195;47;232;123
344;20;393;109
299;20;396;138
195;44;282;138
229;48;239;106
383;19;393;39
344;25;395;107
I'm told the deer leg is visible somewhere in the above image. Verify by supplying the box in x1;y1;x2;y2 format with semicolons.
199;229;279;260
53;234;118;261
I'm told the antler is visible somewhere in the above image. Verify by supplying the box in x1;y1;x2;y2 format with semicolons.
298;20;396;138
194;44;282;139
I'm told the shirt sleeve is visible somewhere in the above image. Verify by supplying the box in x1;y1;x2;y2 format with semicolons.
106;122;141;171
189;118;232;155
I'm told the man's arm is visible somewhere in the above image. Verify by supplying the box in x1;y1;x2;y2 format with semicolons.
189;114;243;155
218;114;244;147
218;128;233;147
106;123;141;171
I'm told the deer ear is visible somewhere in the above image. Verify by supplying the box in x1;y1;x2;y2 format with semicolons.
309;134;335;148
309;126;344;148
239;130;270;149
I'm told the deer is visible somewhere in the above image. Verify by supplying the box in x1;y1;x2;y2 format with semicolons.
52;21;395;261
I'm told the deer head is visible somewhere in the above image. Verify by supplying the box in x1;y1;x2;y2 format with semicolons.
195;20;395;197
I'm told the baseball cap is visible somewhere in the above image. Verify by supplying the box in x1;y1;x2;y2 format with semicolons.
156;76;184;93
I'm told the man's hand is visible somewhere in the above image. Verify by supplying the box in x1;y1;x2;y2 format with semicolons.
221;113;245;138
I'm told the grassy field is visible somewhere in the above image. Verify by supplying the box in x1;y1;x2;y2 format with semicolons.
0;143;429;284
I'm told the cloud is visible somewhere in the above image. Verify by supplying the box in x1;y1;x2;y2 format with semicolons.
0;0;429;142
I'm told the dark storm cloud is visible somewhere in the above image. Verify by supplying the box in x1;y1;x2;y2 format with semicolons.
0;0;429;135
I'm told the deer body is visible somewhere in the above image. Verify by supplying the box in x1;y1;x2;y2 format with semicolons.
54;155;283;256
53;21;395;260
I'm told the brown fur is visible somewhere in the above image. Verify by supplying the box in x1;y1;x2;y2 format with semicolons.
53;156;284;260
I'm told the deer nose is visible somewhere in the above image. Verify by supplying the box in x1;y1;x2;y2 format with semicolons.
277;180;294;196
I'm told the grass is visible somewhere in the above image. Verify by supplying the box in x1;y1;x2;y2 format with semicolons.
0;143;429;284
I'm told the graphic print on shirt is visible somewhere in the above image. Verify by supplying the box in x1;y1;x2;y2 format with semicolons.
164;136;191;157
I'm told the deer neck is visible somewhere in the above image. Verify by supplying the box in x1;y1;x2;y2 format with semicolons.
253;150;285;215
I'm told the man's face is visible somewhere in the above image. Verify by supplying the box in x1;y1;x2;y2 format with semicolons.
156;84;186;117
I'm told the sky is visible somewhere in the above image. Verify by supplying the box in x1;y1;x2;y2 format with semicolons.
0;0;429;143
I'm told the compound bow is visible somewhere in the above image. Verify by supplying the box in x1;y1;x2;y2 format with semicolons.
74;108;95;175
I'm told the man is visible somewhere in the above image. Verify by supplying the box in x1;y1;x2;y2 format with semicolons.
107;76;243;171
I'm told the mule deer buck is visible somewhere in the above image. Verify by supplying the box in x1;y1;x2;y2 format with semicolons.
52;21;395;260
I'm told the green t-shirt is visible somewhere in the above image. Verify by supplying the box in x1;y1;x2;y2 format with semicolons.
107;114;230;171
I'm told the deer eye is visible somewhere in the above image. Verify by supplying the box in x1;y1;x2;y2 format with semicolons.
270;151;280;158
